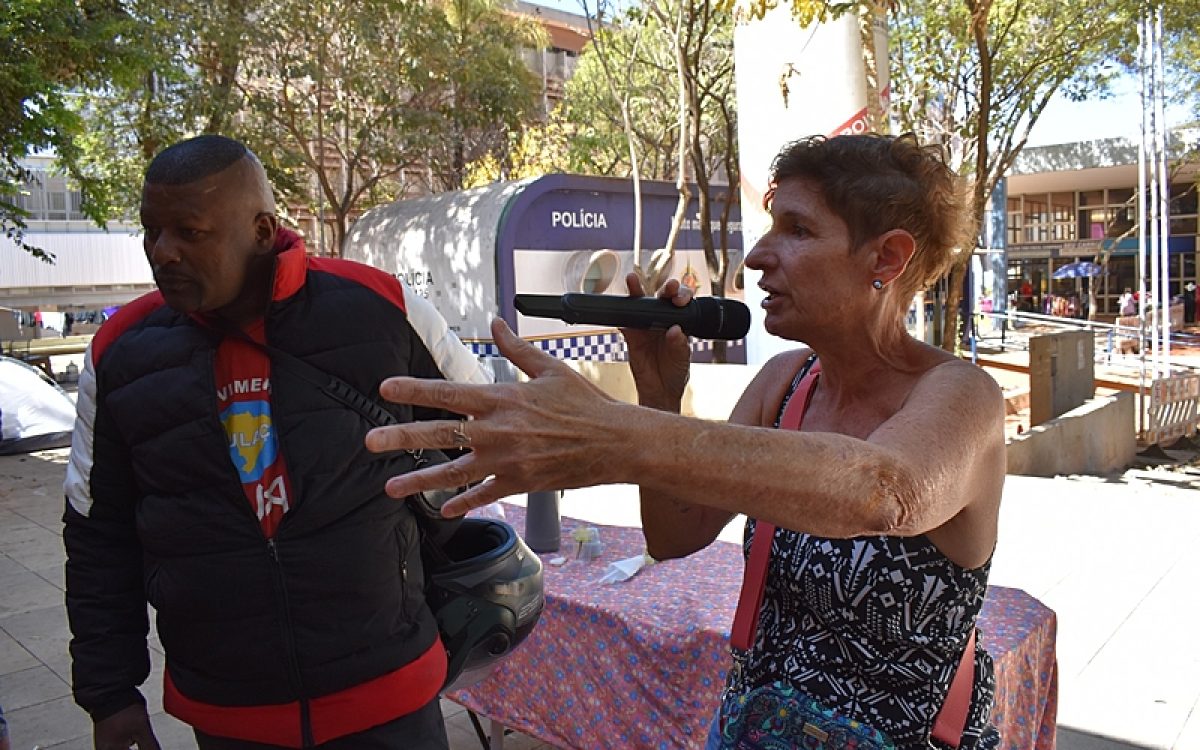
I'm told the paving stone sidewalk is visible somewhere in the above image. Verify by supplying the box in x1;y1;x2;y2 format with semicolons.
3;447;1199;749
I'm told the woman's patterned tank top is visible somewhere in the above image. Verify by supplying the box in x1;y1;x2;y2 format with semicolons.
733;359;1001;749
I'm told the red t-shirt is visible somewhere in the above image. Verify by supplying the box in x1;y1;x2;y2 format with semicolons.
213;320;293;538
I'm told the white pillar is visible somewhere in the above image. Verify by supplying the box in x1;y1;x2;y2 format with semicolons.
732;6;888;364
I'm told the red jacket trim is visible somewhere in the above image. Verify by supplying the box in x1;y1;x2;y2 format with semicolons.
91;293;166;364
308;256;408;312
163;637;447;747
270;229;308;302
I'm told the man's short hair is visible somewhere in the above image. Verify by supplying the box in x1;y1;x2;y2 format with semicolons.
145;135;252;185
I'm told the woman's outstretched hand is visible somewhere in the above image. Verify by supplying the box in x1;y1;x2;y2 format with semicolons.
365;317;627;516
621;273;693;412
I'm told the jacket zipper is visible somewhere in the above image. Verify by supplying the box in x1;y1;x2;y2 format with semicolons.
252;332;314;746
209;331;314;745
267;537;314;747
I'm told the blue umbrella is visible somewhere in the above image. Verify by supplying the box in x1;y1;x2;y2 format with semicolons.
1052;261;1103;279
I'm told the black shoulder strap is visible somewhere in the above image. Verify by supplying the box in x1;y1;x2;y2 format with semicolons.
241;331;459;471
225;324;463;547
234;331;400;429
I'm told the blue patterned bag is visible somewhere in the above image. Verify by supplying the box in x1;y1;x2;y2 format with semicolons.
720;680;896;750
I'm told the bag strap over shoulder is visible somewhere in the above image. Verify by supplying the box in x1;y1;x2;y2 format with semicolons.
219;325;463;546
730;357;820;652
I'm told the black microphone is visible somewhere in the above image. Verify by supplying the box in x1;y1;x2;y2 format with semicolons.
514;293;751;340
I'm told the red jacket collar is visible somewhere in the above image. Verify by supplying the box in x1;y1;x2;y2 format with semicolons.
271;228;308;302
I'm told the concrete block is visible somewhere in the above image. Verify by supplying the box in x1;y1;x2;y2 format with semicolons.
1006;392;1136;476
1030;330;1096;426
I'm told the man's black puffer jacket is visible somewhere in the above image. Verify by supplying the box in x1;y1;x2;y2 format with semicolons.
64;234;489;743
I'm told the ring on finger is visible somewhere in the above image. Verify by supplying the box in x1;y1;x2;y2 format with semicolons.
452;418;472;448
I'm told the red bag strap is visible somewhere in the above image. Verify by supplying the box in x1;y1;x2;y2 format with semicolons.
931;627;976;748
730;359;819;651
727;357;976;748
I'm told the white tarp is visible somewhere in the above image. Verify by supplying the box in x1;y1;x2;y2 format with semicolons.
0;356;75;454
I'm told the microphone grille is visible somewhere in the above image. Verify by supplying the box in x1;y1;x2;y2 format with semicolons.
695;297;751;340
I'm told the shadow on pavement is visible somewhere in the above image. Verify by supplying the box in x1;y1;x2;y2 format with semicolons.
1058;726;1158;750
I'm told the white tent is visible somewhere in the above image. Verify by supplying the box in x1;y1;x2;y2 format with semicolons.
0;355;75;454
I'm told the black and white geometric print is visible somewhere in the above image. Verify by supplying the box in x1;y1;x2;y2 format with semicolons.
734;522;1001;750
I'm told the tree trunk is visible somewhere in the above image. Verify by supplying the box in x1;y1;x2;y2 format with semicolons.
333;210;347;258
661;0;690;262
942;0;993;352
857;1;888;134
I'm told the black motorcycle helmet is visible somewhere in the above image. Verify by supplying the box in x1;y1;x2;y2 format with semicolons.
424;518;545;691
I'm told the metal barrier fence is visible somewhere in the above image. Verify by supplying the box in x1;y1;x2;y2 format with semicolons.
972;310;1200;447
1145;374;1200;446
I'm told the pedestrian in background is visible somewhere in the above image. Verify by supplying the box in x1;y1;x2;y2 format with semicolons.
0;701;11;750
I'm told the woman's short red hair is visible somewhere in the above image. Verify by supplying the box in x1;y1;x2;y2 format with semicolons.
765;134;972;299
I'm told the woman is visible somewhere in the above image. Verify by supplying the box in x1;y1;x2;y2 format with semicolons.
367;134;1005;749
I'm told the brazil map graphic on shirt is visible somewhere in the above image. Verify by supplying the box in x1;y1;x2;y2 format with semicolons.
221;400;277;482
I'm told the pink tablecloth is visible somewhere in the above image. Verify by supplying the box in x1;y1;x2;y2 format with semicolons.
448;506;1057;750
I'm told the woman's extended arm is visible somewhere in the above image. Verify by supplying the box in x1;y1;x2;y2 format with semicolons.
366;319;1005;554
638;346;824;559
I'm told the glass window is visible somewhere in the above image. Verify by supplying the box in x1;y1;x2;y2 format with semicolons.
579;250;619;294
15;167;89;222
1050;193;1073;221
1079;190;1104;206
48;190;67;219
69;189;86;220
1006;197;1022;245
1109;205;1134;238
1170;184;1198;215
1079;208;1108;240
1050;192;1075;240
1023;197;1048;242
1108;187;1134;205
1169;184;1197;238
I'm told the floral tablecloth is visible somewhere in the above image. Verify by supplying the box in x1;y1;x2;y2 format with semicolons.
448;506;1057;750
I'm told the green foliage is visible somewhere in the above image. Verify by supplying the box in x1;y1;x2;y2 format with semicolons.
558;0;737;182
1160;0;1200;155
428;0;546;191
63;0;540;253
1;0;138;257
559;19;671;177
70;0;258;224
464;117;574;186
890;0;1137;349
714;0;884;27
891;0;1131;193
236;0;453;252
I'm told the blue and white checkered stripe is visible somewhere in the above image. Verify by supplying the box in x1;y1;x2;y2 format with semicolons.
464;333;744;362
466;332;628;361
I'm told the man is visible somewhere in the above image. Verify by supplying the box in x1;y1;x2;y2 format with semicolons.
63;135;490;749
1119;287;1136;317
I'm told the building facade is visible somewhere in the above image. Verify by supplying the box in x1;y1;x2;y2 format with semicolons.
1;154;153;320
1003;134;1198;318
515;1;591;117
